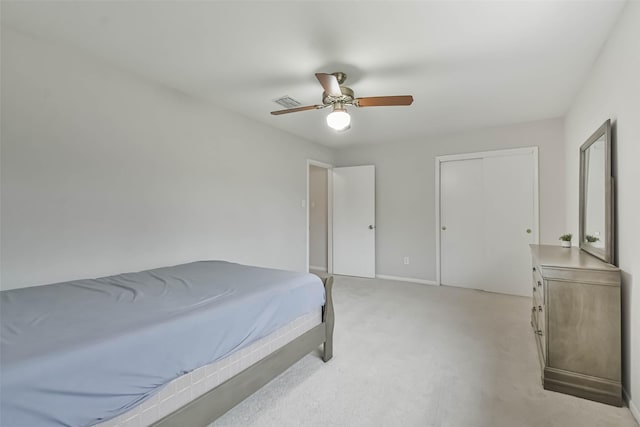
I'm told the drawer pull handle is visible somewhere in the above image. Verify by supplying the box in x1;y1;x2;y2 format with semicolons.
538;305;543;312
533;267;536;272
537;281;542;287
533;287;536;292
535;330;544;336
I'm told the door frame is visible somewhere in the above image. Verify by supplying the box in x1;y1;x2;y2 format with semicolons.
435;146;539;285
306;159;333;274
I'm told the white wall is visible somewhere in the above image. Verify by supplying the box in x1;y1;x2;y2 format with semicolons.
308;165;328;270
335;118;565;282
0;28;333;290
564;1;640;418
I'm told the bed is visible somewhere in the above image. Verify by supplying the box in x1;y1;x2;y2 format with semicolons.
0;261;335;426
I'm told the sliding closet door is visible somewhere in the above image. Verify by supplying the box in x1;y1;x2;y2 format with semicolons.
440;159;485;290
439;149;537;297
482;153;535;295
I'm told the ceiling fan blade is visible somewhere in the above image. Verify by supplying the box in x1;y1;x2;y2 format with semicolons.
355;95;414;107
270;105;325;115
315;73;342;97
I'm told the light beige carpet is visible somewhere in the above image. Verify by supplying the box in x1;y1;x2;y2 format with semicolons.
212;275;638;427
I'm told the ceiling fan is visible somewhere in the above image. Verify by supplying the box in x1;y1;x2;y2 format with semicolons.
270;72;414;131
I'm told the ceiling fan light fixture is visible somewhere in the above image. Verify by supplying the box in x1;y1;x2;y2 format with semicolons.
326;108;351;131
270;72;413;132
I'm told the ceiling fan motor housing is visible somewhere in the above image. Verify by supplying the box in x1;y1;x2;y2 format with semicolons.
323;85;354;106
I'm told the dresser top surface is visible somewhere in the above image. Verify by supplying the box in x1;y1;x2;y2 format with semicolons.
530;244;619;271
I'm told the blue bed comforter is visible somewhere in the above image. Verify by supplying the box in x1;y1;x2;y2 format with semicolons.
0;261;325;426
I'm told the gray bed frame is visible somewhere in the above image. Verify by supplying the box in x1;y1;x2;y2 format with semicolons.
151;276;334;427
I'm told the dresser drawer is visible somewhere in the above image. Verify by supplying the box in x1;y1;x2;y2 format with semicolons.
532;266;545;305
535;303;546;357
532;276;543;307
531;304;546;364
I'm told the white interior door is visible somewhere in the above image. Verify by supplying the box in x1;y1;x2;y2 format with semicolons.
440;159;485;290
333;165;375;278
482;153;535;295
439;149;537;297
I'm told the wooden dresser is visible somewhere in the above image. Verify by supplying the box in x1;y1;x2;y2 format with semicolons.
529;244;622;406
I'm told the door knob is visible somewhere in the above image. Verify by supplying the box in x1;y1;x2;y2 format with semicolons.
441;226;447;231
369;225;375;230
526;229;532;234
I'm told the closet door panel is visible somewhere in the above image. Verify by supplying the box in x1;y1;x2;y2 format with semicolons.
440;158;485;289
482;153;535;296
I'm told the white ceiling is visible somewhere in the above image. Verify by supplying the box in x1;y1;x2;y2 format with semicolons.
1;1;625;147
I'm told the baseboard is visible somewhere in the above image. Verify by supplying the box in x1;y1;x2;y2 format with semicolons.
375;274;437;286
309;265;327;272
624;388;640;423
543;366;621;406
630;400;640;424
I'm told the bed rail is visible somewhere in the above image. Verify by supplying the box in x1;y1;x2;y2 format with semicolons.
152;275;334;427
322;275;334;362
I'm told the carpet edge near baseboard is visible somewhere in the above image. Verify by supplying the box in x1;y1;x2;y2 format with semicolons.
623;388;640;424
375;274;437;286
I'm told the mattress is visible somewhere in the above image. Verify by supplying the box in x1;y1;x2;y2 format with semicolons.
96;309;322;427
0;261;325;427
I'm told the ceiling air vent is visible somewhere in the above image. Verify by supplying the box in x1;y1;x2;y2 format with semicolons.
273;96;301;109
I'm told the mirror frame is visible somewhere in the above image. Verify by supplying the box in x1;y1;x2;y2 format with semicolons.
579;119;613;264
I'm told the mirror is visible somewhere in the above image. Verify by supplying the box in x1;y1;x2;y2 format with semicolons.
579;119;613;263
